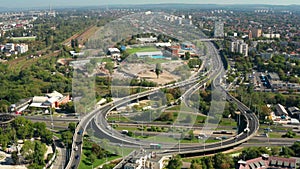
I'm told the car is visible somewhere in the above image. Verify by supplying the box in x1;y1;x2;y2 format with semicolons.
77;130;83;135
75;154;80;160
221;136;228;139
74;146;78;151
215;137;222;140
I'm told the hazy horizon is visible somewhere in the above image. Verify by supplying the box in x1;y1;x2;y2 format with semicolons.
2;0;300;8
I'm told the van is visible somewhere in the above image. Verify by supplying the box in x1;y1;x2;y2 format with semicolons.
121;130;128;134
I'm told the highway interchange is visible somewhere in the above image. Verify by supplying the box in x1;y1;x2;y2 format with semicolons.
66;12;260;169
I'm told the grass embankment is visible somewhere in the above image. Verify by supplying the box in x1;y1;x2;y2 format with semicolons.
79;138;121;169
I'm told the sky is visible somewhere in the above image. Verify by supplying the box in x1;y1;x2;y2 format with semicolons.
2;0;300;8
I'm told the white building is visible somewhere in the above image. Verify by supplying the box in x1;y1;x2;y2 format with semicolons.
238;43;248;57
135;51;163;57
107;47;121;58
230;40;248;56
262;33;281;39
136;37;157;43
16;44;28;54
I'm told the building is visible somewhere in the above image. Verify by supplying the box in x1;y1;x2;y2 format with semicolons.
288;107;300;119
165;45;181;57
136;37;157;43
262;33;281;39
5;43;15;52
107;47;121;58
261;53;273;60
267;73;280;81
135;51;163;57
214;21;224;38
238;43;249;57
248;30;253;39
120;150;168;169
275;104;288;117
251;28;262;38
181;42;195;51
29;91;70;109
230;40;248;56
155;42;171;47
16;43;28;54
238;154;297;169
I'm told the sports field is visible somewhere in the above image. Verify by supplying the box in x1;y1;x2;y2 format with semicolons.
126;46;159;54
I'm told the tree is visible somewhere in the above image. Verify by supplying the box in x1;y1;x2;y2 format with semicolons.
291;142;300;157
283;130;296;138
166;155;182;169
213;153;233;169
62;130;73;147
11;151;19;164
28;163;43;169
33;122;47;138
191;160;203;169
68;122;76;133
60;102;75;113
88;153;96;164
184;52;191;60
280;146;295;157
105;62;114;75
33;141;46;166
158;112;173;122
41;130;53;145
155;63;162;78
21;140;35;162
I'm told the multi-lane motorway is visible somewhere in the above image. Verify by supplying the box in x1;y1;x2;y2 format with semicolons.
66;13;259;169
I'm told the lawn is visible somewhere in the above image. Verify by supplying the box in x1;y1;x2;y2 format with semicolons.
219;118;237;126
107;116;131;122
79;138;121;169
268;132;300;139
126;46;159;55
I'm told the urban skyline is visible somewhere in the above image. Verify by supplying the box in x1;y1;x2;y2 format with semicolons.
2;0;300;8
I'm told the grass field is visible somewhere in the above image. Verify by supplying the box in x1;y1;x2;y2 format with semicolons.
79;138;121;169
219;118;237;126
267;132;300;139
127;46;159;55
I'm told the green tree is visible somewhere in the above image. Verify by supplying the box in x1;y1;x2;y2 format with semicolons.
155;63;162;78
283;130;296;138
28;163;43;169
88;153;96;164
166;155;182;169
21;140;35;162
184;52;191;60
11;151;19;164
62;130;73;147
280;146;295;157
191;160;203;169
291;142;300;157
33;141;46;165
105;62;114;75
68;122;76;133
213;153;233;169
